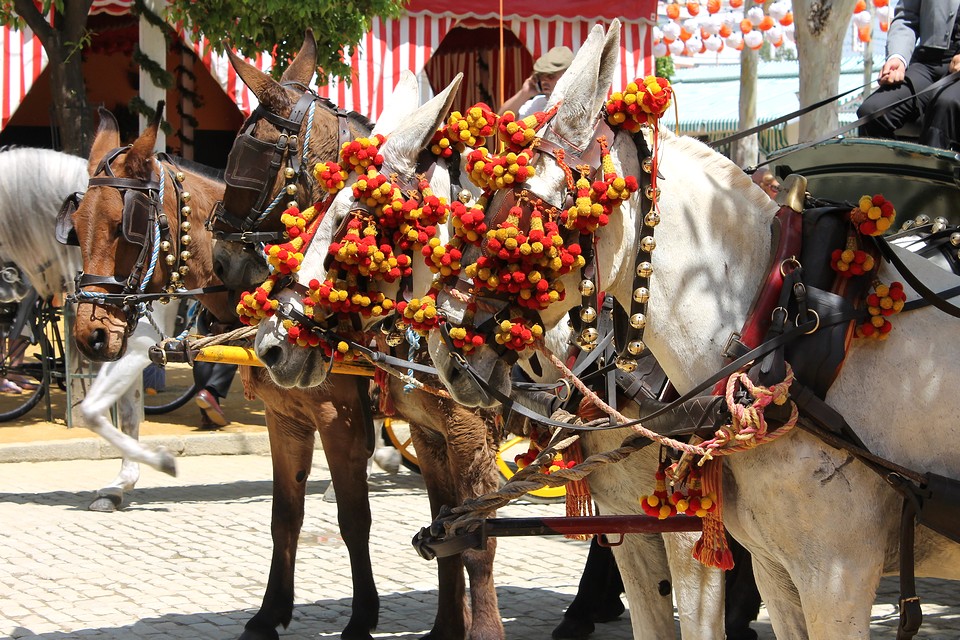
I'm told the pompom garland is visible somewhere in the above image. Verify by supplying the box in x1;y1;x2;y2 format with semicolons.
430;104;499;158
447;325;486;352
640;461;717;519
494;318;544;351
265;205;322;275
237;274;281;326
340;134;386;174
466;147;536;191
606;76;674;131
396;295;441;335
313;161;348;193
857;280;906;339
497;104;559;152
561;140;639;234
850;193;895;236
830;235;876;278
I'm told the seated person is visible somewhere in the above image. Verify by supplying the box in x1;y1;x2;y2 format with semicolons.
857;0;960;150
751;168;780;199
500;46;574;118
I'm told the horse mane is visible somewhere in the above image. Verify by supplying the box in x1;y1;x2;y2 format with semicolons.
0;147;87;297
659;128;779;215
162;154;225;182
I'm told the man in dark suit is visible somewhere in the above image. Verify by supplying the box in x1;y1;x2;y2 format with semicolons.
857;0;960;149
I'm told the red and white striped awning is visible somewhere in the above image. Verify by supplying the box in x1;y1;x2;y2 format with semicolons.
2;2;655;130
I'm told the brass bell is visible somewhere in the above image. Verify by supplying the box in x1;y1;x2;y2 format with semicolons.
579;279;596;296
284;167;296;180
175;171;185;182
578;340;597;352
180;250;192;261
286;184;299;196
179;265;190;276
630;313;646;329
580;327;599;343
164;254;176;266
627;339;646;355
900;219;915;231
158;296;170;305
458;189;473;204
287;201;299;210
644;210;660;227
641;157;653;174
645;186;661;201
386;332;405;347
380;322;393;335
181;205;191;217
615;355;638;372
633;287;650;304
951;232;960;247
636;261;653;278
640;235;656;252
580;306;597;323
160;240;172;252
915;214;931;226
181;234;192;246
182;191;191;203
181;221;192;232
932;217;949;233
170;271;180;282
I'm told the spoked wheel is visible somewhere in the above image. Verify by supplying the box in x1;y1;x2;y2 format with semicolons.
143;362;200;415
0;329;46;422
383;418;421;474
496;436;567;503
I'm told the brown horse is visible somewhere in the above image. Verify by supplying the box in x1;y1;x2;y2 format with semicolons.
212;33;506;640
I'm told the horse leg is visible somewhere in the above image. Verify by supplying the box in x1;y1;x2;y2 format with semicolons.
610;534;678;639
724;536;762;640
552;537;625;640
662;531;726;640
409;422;469;640
240;411;319;640
88;386;142;512
323;406;379;640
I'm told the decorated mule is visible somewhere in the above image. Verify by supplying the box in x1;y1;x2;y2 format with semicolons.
221;42;505;635
245;32;730;640
426;19;960;640
1;145;181;511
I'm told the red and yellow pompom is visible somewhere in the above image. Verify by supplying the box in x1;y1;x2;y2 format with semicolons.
850;194;896;236
494;318;543;351
857;281;906;339
606;76;673;132
447;325;486;352
313;161;348;193
830;236;876;278
236;275;281;326
396;295;440;335
640;465;677;519
497;105;558;152
340;134;386;174
465;147;536;191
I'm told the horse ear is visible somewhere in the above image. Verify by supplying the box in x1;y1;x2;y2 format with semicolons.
547;24;609;148
596;20;622;108
226;46;289;114
88;108;121;174
280;30;317;86
379;74;463;177
125;118;159;178
371;71;422;137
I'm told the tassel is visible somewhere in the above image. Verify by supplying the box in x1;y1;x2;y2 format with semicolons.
692;458;734;570
564;439;593;539
373;368;396;417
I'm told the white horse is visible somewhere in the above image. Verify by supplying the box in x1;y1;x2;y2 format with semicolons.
0;147;178;511
427;20;960;639
252;63;725;638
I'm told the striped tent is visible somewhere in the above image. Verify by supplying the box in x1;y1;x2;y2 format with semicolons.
2;0;655;130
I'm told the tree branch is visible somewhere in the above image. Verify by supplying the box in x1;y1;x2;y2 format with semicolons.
12;0;54;43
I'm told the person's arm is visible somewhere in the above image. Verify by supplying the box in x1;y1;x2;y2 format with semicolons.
500;75;540;115
885;0;921;69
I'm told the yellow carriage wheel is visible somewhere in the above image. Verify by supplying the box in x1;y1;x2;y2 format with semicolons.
383;417;420;473
496;436;567;501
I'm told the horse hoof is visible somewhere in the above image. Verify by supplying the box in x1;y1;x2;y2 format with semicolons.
237;626;279;640
89;488;123;512
157;447;177;477
551;616;595;640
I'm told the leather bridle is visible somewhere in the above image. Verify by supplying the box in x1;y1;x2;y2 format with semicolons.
210;83;358;246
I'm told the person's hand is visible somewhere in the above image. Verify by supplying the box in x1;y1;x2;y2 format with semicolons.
879;58;906;85
520;74;541;97
950;53;960;74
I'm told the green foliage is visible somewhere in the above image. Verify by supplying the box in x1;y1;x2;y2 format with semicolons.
655;56;675;80
166;0;407;82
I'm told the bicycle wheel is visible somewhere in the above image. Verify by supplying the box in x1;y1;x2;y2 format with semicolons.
383;418;421;474
0;327;46;422
496;436;567;502
143;361;200;415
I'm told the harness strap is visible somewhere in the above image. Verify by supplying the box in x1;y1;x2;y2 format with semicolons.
874;236;960;318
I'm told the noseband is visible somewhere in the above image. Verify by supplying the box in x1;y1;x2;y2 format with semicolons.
211;85;355;245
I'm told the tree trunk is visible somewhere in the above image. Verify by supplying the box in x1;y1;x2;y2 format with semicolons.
794;0;860;142
733;45;760;168
47;44;93;156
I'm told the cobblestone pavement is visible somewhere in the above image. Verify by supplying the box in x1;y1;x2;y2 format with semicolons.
0;454;958;639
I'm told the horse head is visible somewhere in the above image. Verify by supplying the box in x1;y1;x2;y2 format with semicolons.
212;30;373;300
68;108;230;361
253;73;462;389
426;21;625;407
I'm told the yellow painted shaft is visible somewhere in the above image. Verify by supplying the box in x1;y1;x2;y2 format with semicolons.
194;345;374;377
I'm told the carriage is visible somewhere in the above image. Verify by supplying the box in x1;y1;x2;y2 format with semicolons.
50;20;960;640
